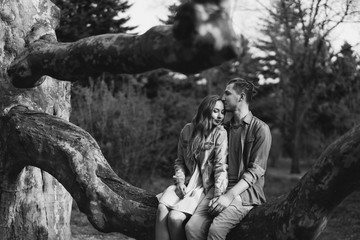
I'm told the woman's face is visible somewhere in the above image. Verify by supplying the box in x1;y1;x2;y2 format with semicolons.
211;100;225;126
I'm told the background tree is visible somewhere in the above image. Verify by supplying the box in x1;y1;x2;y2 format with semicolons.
70;77;165;186
54;0;136;42
307;42;360;156
256;0;359;173
159;0;188;25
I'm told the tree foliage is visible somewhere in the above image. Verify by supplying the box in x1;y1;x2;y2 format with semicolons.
306;42;360;154
70;77;164;186
256;0;359;173
159;0;191;25
54;0;136;42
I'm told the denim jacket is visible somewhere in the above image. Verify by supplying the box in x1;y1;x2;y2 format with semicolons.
225;112;272;205
173;123;228;197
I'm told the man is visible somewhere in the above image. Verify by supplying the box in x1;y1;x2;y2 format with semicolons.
185;78;272;240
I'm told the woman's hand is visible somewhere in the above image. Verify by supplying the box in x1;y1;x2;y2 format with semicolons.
175;183;187;199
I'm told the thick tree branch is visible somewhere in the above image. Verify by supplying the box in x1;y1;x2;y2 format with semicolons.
3;107;360;240
228;121;360;240
8;2;241;88
2;106;157;240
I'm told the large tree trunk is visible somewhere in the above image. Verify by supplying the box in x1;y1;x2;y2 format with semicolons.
0;1;73;239
0;0;242;239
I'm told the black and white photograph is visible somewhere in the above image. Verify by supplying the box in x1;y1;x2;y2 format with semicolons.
1;0;360;239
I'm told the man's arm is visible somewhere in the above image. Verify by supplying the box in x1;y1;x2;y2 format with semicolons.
209;123;272;215
241;123;272;186
208;179;249;215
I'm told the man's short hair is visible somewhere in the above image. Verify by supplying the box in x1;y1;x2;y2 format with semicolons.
227;78;258;103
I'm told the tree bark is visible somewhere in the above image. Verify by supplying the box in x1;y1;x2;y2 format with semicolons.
0;1;73;239
7;1;241;88
1;106;157;240
229;122;360;239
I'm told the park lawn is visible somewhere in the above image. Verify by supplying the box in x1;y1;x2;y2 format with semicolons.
71;164;360;240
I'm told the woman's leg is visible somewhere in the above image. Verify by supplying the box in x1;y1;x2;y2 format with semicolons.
168;210;190;240
156;203;171;240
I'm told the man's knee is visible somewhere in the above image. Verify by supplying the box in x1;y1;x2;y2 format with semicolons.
207;222;226;240
185;215;211;240
185;217;198;234
207;216;235;240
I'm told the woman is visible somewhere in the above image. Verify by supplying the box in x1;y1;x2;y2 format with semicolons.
155;95;228;240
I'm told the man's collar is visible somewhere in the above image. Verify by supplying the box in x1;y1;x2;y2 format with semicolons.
243;111;253;125
228;111;253;128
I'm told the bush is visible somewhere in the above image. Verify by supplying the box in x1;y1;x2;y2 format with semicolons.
70;76;161;186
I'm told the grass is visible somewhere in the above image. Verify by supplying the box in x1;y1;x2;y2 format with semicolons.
71;159;360;240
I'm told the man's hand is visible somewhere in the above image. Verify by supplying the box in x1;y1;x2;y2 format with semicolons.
175;183;187;199
208;193;233;216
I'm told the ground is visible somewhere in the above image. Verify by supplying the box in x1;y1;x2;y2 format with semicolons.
71;159;360;240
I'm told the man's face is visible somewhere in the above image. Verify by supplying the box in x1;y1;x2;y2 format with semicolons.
222;83;241;111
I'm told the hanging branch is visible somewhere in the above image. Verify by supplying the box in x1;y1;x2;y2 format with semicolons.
7;1;241;88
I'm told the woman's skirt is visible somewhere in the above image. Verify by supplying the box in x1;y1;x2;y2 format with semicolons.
157;166;204;215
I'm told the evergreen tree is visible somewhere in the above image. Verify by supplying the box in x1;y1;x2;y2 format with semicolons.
256;0;357;173
159;0;188;25
54;0;136;42
308;42;360;152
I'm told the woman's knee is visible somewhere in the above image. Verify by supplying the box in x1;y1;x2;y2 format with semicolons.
168;210;187;226
157;203;169;214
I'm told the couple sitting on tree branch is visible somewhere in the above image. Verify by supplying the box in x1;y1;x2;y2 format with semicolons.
155;78;272;240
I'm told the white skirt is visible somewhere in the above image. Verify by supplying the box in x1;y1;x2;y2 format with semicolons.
157;166;205;215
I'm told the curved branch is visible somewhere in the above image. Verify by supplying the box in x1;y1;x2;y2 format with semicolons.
8;2;241;88
228;122;360;240
3;106;157;240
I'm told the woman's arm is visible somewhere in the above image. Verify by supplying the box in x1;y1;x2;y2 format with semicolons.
173;125;191;197
173;126;188;185
213;127;228;197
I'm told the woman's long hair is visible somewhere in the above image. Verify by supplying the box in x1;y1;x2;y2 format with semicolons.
188;95;222;162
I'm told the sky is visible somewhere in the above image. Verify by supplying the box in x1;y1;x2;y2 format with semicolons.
125;0;360;53
126;0;178;33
